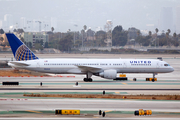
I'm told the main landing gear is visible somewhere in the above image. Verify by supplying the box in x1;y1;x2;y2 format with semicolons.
83;72;93;82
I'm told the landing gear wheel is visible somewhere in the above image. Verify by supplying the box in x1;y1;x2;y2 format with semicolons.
89;78;92;82
83;78;88;82
133;78;136;81
83;78;93;82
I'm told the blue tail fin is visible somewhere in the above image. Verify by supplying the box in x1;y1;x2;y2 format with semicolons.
6;33;38;61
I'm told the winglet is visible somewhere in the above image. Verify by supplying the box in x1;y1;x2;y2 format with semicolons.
6;33;38;61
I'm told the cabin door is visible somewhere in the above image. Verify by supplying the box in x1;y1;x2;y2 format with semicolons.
36;61;40;68
123;62;127;68
156;62;160;68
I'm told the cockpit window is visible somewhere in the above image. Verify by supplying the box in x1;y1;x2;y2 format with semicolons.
164;64;170;66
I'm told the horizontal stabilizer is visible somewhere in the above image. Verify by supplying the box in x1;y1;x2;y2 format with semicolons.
8;61;30;66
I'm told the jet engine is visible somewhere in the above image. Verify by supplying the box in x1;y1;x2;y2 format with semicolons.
99;69;117;79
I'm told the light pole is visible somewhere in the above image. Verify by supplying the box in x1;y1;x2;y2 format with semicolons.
74;24;78;47
82;31;83;48
74;31;75;46
27;21;33;32
35;21;41;32
44;24;48;31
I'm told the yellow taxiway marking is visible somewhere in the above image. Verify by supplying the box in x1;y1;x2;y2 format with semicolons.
93;117;99;118
26;110;42;113
105;110;113;113
122;83;127;85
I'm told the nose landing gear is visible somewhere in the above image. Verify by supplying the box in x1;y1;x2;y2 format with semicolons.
146;73;157;82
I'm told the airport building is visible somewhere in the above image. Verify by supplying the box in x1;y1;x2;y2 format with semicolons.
127;27;139;45
14;32;49;46
86;28;95;41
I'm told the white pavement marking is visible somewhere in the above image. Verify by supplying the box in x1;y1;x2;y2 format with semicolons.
1;99;180;112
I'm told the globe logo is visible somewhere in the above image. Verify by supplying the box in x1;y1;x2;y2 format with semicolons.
15;44;38;61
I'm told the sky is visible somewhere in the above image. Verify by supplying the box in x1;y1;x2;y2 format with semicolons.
0;0;180;32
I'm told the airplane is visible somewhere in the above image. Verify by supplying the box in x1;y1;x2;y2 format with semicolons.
6;33;174;82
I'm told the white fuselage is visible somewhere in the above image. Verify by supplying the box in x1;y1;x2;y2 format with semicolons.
8;58;174;75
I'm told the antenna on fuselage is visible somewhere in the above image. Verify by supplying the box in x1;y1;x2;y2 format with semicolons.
157;57;163;61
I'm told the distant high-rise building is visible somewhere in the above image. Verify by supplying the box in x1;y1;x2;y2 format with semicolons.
20;17;27;30
160;7;173;32
51;17;57;31
104;20;112;47
176;6;180;33
4;14;13;29
0;20;3;28
32;19;40;32
146;24;155;32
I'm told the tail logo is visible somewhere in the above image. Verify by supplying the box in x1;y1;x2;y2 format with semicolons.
15;44;38;61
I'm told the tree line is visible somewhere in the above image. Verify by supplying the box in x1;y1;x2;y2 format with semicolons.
0;25;180;52
135;28;179;47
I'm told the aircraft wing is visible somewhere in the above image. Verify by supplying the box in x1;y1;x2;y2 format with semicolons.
8;61;30;66
77;65;102;73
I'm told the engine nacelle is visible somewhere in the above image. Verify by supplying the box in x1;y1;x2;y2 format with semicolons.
99;69;117;79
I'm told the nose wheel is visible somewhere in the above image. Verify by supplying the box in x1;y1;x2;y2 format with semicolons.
152;73;157;82
83;78;92;82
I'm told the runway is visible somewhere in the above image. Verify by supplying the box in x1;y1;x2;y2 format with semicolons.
1;99;180;112
1;77;180;94
0;88;180;91
0;75;180;119
0;54;180;119
1;79;180;94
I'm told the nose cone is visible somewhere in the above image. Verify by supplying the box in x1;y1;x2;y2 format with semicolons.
170;67;174;72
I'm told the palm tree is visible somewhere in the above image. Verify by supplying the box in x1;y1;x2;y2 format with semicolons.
167;29;171;34
155;28;159;47
166;32;169;38
155;28;159;34
51;27;54;32
83;25;87;41
137;30;140;36
148;31;152;36
173;32;177;41
173;32;176;38
166;32;170;47
167;29;172;47
83;25;87;31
